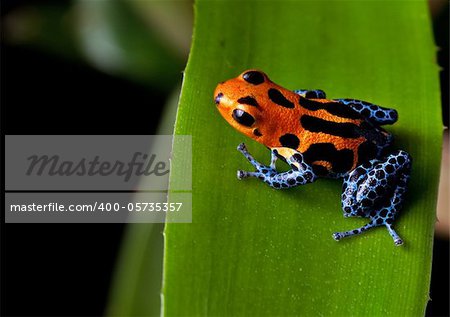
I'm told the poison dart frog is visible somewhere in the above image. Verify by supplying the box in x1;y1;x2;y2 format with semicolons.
214;70;412;246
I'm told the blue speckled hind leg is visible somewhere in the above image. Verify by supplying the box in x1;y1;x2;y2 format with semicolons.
236;143;317;189
293;89;326;99
334;98;398;125
333;213;403;246
340;160;378;218
386;224;403;245
334;150;412;246
377;168;410;245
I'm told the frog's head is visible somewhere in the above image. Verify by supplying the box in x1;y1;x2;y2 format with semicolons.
214;70;268;140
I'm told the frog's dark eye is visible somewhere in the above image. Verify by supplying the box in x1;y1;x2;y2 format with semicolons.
232;109;255;127
242;71;265;85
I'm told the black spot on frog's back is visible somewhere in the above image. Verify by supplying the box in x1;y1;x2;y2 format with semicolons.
303;143;354;174
279;133;300;149
357;141;377;165
253;128;262;137
300;115;361;139
299;96;361;120
237;96;259;107
268;88;295;108
312;164;329;176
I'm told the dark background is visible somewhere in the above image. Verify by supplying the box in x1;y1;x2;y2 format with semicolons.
1;1;448;316
1;44;165;316
1;1;168;314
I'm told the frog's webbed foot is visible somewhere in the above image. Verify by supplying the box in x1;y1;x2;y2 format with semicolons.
332;220;379;242
236;143;317;189
236;143;276;180
335;150;411;246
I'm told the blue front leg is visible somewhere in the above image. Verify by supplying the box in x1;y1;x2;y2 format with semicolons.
236;143;317;188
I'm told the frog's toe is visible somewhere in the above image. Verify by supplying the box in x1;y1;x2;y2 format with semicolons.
394;238;404;246
237;170;246;179
332;232;343;241
237;143;247;152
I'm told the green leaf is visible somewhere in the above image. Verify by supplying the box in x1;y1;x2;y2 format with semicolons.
163;0;442;316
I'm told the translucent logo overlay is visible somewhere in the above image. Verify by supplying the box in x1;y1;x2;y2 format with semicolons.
5;135;192;223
